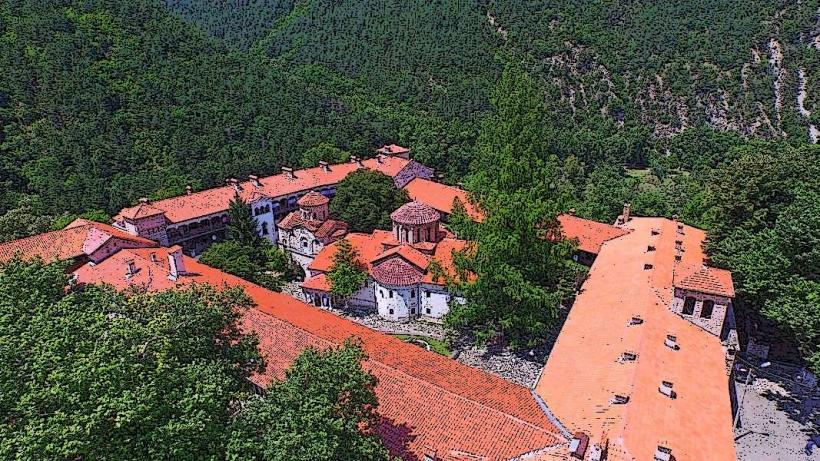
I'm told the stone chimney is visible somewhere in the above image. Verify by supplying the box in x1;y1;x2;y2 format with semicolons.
226;178;240;192
568;208;576;216
376;154;384;163
185;185;192;195
349;155;359;163
249;175;260;187
139;197;149;204
318;161;330;172
167;246;185;280
282;166;295;179
622;203;631;222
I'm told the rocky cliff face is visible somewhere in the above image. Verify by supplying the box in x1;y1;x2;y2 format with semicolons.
488;0;820;143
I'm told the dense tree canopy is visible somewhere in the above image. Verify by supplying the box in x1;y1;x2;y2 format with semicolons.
327;238;368;302
0;259;262;460
228;342;392;461
705;144;820;373
329;170;409;233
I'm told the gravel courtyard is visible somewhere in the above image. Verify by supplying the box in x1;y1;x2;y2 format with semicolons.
735;374;819;461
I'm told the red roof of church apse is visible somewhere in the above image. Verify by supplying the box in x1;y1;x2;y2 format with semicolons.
297;191;329;207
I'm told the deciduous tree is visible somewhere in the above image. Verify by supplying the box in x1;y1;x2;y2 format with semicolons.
227;342;392;461
330;170;408;233
0;259;262;460
327;238;367;302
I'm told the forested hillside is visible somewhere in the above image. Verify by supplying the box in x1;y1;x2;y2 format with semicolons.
0;0;467;216
1;0;819;371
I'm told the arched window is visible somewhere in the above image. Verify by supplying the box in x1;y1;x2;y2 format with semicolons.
261;222;269;235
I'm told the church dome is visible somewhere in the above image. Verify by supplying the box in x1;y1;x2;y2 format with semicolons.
390;201;440;226
298;191;329;207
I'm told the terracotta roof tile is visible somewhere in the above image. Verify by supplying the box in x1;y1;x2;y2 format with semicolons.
535;217;735;461
117;157;412;224
119;202;166;220
71;247;568;460
297;191;330;207
0;219;155;264
308;232;469;288
403;178;484;221
391;201;441;225
556;214;629;254
371;256;426;286
376;144;410;156
301;273;332;291
674;265;735;297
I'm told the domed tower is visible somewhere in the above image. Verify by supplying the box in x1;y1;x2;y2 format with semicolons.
390;201;441;244
298;191;330;221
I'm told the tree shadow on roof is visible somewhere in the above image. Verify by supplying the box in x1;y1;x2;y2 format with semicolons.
377;416;419;461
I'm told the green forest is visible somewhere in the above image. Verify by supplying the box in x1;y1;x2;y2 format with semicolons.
1;0;818;370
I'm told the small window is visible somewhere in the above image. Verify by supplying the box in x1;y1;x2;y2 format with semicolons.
682;297;696;315
647;245;656;252
629;315;643;325
389;309;394;315
425;291;431;298
389;290;393;298
665;335;680;350
701;300;714;319
380;290;384;298
674;254;682;261
410;290;415;297
651;229;660;236
411;308;416;315
426;308;431;314
643;263;653;270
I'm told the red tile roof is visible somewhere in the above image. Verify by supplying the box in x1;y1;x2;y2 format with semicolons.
403;178;484;221
674;265;735;298
309;231;470;289
376;144;410;156
372;245;431;270
119;201;165;220
535;217;736;461
556;214;629;254
314;219;348;239
297;191;329;207
371;255;427;286
0;219;156;264
277;210;348;240
117;157;413;224
302;273;332;291
70;246;568;460
390;201;441;226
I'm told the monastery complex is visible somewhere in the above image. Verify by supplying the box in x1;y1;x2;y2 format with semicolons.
0;146;740;461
